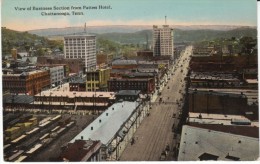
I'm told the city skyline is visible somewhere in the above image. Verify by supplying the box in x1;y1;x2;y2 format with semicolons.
1;0;257;31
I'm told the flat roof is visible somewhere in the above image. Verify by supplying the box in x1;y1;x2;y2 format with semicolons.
112;59;137;65
188;112;259;127
36;90;115;99
178;125;259;161
189;123;259;138
116;90;141;96
191;88;258;105
190;71;240;81
70;101;139;144
3;95;34;104
188;89;247;98
246;79;258;84
189;112;251;121
60;140;101;161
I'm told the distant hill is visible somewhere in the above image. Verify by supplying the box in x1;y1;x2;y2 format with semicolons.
2;26;256;56
173;27;257;42
95;27;257;44
28;25;152;36
1;28;62;56
26;25;257;44
2;28;48;55
27;25;256;37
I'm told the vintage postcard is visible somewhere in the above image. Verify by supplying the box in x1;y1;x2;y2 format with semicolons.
1;0;259;162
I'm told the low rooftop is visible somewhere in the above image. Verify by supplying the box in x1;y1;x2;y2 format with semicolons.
188;112;256;126
112;59;137;65
35;90;115;99
116;90;141;96
188;89;247;99
178;125;259;161
3;95;34;104
70;101;139;144
59;140;102;161
190;71;240;81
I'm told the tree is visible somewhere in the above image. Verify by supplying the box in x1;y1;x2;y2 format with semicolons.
35;48;45;56
239;36;256;54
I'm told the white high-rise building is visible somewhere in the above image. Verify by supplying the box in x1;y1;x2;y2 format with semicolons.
64;35;96;72
153;25;174;57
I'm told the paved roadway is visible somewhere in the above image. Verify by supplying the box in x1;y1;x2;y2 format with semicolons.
120;46;193;161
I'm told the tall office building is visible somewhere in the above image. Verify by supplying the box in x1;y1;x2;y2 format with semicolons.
64;35;96;72
152;25;174;57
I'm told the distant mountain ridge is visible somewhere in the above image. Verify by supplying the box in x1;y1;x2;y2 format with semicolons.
95;27;257;44
27;25;256;37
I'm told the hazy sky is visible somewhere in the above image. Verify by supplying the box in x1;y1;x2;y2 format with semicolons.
1;0;257;31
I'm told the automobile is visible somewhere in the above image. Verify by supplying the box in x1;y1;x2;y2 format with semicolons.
159;97;163;102
160;151;166;161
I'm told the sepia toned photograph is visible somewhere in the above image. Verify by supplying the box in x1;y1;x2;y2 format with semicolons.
1;0;259;162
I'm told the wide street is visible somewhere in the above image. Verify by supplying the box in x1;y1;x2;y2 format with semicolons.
120;46;193;161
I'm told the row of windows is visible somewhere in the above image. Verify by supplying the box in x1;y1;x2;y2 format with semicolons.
110;86;147;90
65;46;95;49
65;53;96;56
65;39;95;41
65;42;96;45
65;50;96;54
110;82;148;86
3;82;26;87
65;44;95;47
65;48;96;51
65;51;95;54
87;84;99;87
65;39;95;42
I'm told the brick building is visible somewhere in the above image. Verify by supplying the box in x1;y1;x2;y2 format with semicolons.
37;57;84;74
96;53;113;66
59;140;102;161
38;64;68;77
69;77;87;92
108;78;155;94
2;70;50;95
190;72;242;88
188;89;249;115
190;55;258;72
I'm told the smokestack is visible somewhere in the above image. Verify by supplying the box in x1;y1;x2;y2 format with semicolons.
165;16;167;25
84;23;87;34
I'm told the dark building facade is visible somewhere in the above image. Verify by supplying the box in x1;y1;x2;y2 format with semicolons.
108;78;155;94
188;90;249;115
115;90;140;102
69;77;86;91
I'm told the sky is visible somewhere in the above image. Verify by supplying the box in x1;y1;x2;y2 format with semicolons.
1;0;257;31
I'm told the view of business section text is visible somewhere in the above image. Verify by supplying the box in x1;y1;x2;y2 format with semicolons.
1;0;259;162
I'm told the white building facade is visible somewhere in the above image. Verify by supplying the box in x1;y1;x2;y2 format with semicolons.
64;35;96;72
153;25;174;57
49;66;64;86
